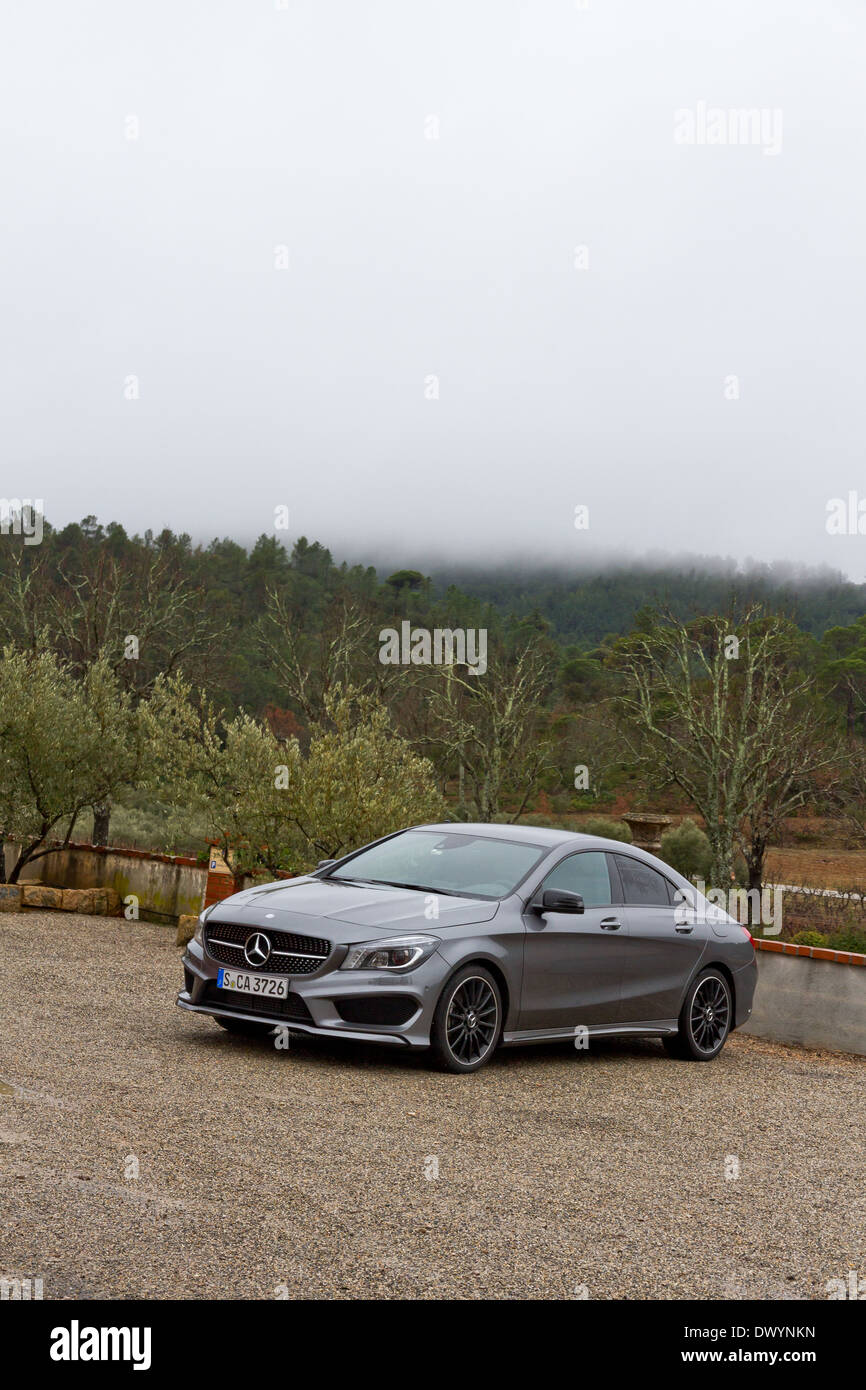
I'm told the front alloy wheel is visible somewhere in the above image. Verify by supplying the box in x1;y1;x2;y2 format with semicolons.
664;969;732;1061
431;967;502;1073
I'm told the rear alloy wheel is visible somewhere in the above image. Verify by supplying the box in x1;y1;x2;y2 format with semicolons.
214;1016;275;1038
664;969;732;1061
431;967;502;1073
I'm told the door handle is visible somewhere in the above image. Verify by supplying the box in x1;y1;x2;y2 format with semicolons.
599;917;621;931
675;924;694;934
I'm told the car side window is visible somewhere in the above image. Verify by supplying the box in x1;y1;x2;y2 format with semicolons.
541;851;612;907
613;855;672;907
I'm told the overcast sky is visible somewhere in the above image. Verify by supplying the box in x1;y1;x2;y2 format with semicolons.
2;1;865;577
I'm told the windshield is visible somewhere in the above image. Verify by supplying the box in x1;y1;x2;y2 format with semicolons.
328;829;546;900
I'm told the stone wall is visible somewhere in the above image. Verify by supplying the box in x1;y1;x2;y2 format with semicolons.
4;841;207;923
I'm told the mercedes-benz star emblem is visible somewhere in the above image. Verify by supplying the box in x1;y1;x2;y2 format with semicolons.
244;931;271;968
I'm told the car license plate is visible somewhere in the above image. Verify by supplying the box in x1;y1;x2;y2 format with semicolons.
217;968;289;999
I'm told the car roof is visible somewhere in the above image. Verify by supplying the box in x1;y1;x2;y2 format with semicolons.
415;822;638;853
411;822;687;887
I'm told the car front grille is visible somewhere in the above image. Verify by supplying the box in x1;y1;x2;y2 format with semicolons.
202;982;314;1024
204;920;330;975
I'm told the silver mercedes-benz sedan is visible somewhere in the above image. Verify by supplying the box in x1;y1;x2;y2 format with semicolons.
177;823;757;1072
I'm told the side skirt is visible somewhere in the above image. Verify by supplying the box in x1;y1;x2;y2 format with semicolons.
501;1020;679;1047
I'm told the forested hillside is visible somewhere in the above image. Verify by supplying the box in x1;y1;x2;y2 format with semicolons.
3;516;865;721
432;561;866;647
5;513;866;933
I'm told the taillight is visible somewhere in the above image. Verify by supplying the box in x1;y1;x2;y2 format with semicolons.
740;925;755;946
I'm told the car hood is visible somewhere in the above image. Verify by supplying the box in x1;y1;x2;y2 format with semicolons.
206;875;500;944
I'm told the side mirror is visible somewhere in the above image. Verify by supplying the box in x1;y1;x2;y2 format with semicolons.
541;889;585;914
316;859;336;873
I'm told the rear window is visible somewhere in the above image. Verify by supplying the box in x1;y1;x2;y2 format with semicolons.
614;855;672;907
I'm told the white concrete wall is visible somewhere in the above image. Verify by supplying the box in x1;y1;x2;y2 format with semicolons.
741;951;866;1056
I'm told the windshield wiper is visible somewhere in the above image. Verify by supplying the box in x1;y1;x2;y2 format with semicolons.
371;879;468;897
329;876;472;897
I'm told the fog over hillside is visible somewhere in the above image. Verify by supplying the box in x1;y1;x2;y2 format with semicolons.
4;1;865;578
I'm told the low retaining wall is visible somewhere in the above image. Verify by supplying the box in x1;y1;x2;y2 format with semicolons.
4;842;207;923
741;940;866;1057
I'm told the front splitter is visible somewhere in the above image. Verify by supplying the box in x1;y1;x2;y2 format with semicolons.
176;993;411;1046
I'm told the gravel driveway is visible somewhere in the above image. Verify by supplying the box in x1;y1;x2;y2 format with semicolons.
1;911;863;1300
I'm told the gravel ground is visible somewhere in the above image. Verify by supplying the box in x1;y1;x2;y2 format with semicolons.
1;910;864;1300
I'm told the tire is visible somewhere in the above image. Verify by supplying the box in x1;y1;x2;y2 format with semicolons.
214;1015;275;1038
663;968;732;1061
429;966;502;1073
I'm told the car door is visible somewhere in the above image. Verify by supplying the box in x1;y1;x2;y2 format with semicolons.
611;853;706;1025
519;850;626;1031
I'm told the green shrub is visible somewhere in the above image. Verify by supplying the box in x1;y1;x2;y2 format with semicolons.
514;812;632;841
791;930;829;947
789;927;866;953
830;928;866;954
660;818;712;880
580;816;633;844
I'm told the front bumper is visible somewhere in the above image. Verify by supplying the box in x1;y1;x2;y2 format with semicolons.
178;938;445;1049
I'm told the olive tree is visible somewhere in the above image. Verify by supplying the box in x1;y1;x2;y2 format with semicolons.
298;687;446;859
0;543;224;844
0;649;142;882
145;678;445;877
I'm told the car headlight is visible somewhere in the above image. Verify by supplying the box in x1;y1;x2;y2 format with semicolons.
193;906;212;946
341;934;440;972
